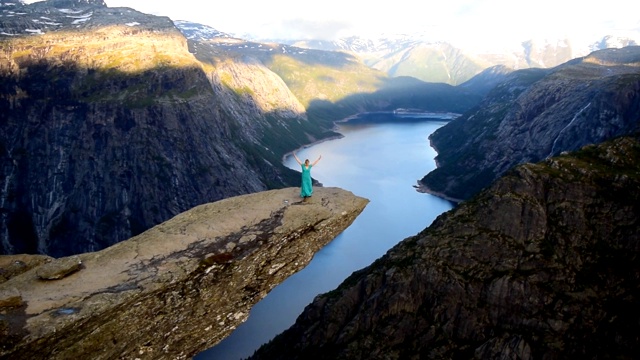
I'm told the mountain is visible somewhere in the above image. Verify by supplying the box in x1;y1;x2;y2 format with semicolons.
0;0;336;256
1;2;484;257
458;64;514;96
419;46;640;201
275;34;639;86
364;42;488;86
287;36;490;85
249;133;640;360
172;20;234;41
173;21;484;119
591;34;639;52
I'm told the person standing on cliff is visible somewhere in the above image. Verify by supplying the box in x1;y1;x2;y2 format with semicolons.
293;152;321;199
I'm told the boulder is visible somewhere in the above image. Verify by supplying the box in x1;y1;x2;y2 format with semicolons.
36;256;83;280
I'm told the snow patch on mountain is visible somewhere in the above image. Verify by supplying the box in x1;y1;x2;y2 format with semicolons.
58;8;84;14
174;20;232;41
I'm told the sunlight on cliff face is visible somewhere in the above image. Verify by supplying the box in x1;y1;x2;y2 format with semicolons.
266;54;384;107
4;25;199;73
583;47;640;68
211;58;307;116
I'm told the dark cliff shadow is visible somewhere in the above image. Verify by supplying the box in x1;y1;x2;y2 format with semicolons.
0;56;310;257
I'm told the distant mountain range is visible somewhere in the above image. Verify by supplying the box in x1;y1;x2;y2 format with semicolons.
176;21;639;85
281;34;640;85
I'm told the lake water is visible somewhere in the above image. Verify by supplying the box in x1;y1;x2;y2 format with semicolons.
198;114;455;360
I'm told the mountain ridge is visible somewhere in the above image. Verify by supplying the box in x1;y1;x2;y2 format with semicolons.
419;46;640;201
265;33;639;85
173;20;639;88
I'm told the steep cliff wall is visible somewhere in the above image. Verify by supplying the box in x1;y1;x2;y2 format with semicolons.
250;136;640;359
420;46;640;201
0;187;368;359
0;1;328;256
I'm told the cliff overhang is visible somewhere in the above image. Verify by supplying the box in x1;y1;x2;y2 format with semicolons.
0;187;368;359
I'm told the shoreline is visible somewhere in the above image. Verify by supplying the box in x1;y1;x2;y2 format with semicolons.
283;110;461;205
284;109;460;162
281;132;344;164
414;120;462;204
336;110;461;125
413;181;463;204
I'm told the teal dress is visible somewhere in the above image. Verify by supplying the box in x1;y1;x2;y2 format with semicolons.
300;164;313;197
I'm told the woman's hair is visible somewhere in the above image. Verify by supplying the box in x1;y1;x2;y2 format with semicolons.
304;159;309;163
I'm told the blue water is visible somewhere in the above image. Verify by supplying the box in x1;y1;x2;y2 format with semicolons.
198;116;454;359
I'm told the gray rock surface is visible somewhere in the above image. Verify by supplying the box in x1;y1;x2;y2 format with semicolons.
0;187;368;359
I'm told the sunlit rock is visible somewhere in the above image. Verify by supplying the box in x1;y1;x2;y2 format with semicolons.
0;187;368;359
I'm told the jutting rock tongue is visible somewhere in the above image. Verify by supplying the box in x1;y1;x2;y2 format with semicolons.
0;187;369;360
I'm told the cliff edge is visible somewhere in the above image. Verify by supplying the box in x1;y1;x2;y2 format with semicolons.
0;187;368;359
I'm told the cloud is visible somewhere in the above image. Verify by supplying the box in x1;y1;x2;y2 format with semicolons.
265;18;354;40
103;0;640;49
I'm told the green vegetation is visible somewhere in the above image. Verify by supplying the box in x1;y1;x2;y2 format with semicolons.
3;26;210;109
265;54;384;107
5;26;197;72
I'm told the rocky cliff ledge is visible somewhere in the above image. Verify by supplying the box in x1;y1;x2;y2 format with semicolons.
0;187;368;359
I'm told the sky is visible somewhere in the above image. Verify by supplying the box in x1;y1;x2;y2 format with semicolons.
49;1;640;50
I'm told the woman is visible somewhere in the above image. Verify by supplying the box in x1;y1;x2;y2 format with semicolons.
293;152;321;198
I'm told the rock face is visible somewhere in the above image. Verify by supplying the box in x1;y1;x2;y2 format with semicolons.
0;187;368;359
420;46;640;201
0;0;331;256
249;136;640;359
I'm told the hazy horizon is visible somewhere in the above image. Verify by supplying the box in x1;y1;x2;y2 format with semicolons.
19;0;640;52
100;1;640;50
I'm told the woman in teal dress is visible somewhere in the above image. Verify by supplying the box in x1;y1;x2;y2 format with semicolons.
293;152;322;198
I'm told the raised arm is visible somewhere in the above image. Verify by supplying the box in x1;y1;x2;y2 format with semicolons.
292;151;302;165
312;155;322;166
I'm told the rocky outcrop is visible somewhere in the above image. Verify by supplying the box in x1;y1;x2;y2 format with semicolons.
0;187;368;359
419;46;640;201
0;255;52;283
250;136;640;359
